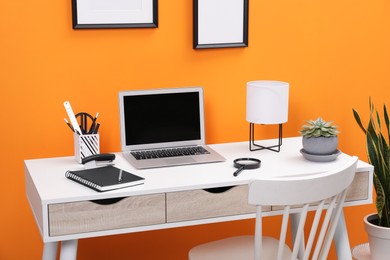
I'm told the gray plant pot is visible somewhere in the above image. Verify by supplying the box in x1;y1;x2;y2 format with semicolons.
302;136;338;155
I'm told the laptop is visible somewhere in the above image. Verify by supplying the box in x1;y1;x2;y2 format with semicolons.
118;87;226;169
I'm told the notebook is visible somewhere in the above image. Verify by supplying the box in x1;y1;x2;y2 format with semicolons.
65;166;145;192
118;87;226;169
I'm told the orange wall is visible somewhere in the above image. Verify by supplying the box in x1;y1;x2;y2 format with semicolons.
1;0;389;259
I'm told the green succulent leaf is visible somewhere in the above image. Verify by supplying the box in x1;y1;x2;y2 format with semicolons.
299;117;339;138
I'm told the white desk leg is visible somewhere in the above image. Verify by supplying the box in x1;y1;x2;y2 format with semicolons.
334;211;352;260
290;213;305;259
60;240;78;260
42;242;58;260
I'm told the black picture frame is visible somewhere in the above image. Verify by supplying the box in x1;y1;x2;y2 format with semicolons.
72;0;158;29
193;0;248;49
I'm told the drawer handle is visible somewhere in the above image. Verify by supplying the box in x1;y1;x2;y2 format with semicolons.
90;197;125;205
203;186;235;194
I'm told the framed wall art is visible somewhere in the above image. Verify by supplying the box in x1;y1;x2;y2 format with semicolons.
72;0;158;29
193;0;248;49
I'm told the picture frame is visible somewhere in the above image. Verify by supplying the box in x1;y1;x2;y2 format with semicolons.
193;0;248;49
72;0;158;29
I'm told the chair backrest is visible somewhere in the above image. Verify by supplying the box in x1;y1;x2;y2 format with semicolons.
248;156;358;260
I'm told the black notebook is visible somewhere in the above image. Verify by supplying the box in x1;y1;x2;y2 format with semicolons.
65;166;145;192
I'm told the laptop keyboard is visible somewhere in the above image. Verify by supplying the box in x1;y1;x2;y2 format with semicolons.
131;146;210;160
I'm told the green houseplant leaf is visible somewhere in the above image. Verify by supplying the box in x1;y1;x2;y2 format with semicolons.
353;98;390;227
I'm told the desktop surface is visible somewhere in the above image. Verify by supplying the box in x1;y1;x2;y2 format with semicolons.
25;137;372;204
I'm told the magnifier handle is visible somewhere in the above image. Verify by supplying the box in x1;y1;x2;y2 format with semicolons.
233;166;245;177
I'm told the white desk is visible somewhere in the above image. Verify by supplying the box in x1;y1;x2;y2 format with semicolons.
25;137;373;260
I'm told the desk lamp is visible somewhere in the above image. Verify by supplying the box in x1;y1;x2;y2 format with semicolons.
246;80;289;152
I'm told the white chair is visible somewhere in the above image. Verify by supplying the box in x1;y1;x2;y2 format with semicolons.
189;156;358;260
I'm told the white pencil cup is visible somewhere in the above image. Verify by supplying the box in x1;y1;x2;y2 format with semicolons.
74;133;100;163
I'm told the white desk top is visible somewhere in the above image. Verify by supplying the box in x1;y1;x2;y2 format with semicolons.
24;137;373;204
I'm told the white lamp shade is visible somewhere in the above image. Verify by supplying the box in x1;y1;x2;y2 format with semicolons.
246;80;289;124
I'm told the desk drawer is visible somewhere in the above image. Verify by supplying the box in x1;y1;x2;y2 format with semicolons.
345;171;369;202
48;194;165;237
167;185;260;222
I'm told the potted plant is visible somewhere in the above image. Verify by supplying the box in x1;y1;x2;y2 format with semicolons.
353;98;390;260
299;117;340;155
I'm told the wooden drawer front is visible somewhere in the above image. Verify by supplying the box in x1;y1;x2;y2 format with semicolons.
167;185;261;222
48;194;165;237
345;171;369;202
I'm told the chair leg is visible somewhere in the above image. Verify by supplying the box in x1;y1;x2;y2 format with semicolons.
290;213;305;259
334;211;352;260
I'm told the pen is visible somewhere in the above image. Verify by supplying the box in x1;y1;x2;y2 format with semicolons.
118;170;123;182
64;118;74;133
93;123;100;134
88;112;99;134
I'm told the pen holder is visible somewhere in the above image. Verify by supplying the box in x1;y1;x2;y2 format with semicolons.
74;133;100;163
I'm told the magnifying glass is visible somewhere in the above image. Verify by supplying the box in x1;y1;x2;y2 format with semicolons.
233;158;261;177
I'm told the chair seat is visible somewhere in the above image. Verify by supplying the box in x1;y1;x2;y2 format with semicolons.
189;235;293;260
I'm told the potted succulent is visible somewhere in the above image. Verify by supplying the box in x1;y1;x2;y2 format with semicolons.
299;117;340;155
353;98;390;260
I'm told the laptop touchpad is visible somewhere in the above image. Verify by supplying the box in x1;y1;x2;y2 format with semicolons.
164;157;196;164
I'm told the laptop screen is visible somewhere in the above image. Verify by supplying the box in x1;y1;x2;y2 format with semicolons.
119;87;206;151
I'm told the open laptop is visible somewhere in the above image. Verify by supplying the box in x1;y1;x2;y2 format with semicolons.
118;87;226;169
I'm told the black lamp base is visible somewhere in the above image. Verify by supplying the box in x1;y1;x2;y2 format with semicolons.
249;123;283;152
